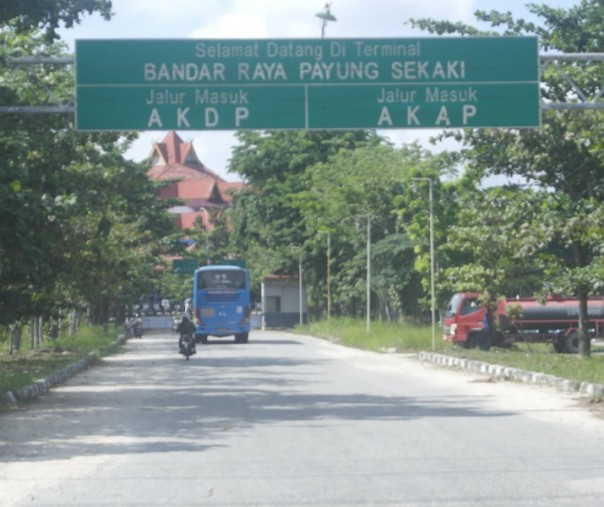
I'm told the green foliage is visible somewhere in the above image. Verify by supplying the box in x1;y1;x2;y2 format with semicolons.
0;0;112;41
298;143;437;319
0;27;177;330
408;0;604;357
229;130;377;281
229;129;455;321
440;186;547;297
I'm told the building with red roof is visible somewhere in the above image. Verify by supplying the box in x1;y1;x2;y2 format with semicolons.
146;131;243;231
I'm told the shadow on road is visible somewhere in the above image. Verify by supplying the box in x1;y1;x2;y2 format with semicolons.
0;332;516;463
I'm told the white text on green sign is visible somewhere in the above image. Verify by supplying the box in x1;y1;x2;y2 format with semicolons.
75;37;540;130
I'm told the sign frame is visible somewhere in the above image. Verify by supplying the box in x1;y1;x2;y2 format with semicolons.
76;37;541;131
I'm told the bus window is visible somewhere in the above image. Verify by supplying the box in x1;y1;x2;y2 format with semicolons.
198;270;245;289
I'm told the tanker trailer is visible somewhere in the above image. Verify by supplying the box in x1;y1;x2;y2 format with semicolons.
443;292;604;353
496;295;604;353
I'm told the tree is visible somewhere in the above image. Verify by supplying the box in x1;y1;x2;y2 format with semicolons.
0;0;112;41
0;29;78;326
296;143;454;321
439;185;548;297
229;130;377;285
409;0;604;356
0;25;175;343
59;153;175;325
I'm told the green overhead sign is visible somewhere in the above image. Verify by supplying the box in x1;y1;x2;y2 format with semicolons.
172;259;197;275
76;37;540;131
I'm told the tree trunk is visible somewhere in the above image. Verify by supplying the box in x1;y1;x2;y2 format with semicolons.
9;322;22;354
29;315;43;349
577;285;591;358
68;306;81;335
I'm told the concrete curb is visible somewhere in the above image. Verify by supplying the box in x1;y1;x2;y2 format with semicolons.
418;351;604;398
1;334;127;407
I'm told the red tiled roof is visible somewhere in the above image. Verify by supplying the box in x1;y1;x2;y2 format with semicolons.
159;179;227;210
147;131;225;182
164;131;182;163
175;179;216;199
147;131;244;230
147;163;208;181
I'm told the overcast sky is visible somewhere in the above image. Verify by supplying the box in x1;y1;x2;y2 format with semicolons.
58;0;578;180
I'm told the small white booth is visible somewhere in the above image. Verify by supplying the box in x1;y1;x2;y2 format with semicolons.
261;274;307;329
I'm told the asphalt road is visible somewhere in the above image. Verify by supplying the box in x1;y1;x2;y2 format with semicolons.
2;330;604;506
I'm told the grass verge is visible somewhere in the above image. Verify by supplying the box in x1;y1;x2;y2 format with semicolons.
296;317;604;386
0;325;120;397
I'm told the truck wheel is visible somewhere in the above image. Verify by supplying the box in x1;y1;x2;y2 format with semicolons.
478;330;491;351
491;331;505;348
465;333;478;349
195;334;208;344
565;332;579;354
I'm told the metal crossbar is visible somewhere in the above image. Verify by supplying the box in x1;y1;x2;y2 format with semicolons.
540;53;604;110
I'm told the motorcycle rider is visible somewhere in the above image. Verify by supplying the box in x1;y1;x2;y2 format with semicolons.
176;314;196;354
131;314;143;339
184;298;193;319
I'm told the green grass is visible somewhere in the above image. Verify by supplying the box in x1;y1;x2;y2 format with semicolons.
0;325;120;397
298;317;438;352
296;317;604;386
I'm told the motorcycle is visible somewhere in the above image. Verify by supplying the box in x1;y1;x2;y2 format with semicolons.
132;318;143;339
179;332;196;360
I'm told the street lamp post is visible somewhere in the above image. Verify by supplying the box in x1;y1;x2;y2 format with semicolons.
327;232;332;322
199;206;210;265
316;3;336;38
291;245;304;326
412;178;436;352
366;217;371;334
298;250;303;326
354;215;371;333
318;230;332;322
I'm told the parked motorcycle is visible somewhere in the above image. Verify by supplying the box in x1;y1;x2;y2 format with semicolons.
179;332;196;360
124;316;143;339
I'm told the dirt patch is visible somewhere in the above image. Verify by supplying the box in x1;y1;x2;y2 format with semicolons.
576;397;604;420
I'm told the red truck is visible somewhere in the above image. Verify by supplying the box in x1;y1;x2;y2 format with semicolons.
442;292;604;353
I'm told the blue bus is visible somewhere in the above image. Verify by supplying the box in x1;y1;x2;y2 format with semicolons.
192;265;251;343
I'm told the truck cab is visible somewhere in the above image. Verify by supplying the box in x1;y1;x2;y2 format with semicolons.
442;292;489;348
